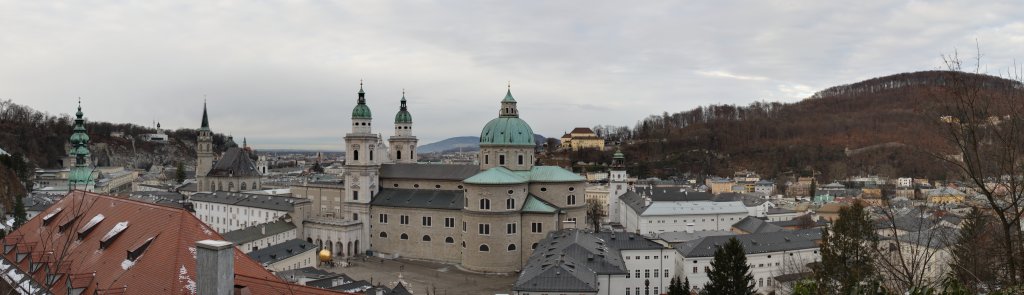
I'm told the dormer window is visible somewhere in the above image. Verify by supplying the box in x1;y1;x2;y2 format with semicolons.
100;221;129;249
77;214;105;240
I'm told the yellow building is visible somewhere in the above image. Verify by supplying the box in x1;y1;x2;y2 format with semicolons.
560;127;605;151
927;187;966;204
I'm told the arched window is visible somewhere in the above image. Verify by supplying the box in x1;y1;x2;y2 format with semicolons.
240;182;247;191
422;235;431;242
445;237;454;244
400;233;409;240
532;243;538;249
252;182;257;190
567;194;576;205
507;244;517;251
506;198;515;210
397;150;402;159
479;244;490;252
228;182;234;191
379;232;388;238
353;150;359;161
480;198;490;210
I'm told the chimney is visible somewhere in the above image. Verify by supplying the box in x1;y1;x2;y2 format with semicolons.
686;223;695;234
196;240;234;295
375;289;384;295
644;197;652;207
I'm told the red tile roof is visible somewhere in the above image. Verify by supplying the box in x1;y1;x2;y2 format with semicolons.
1;190;353;295
569;127;595;134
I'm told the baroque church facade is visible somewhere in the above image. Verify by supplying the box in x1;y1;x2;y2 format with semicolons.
293;84;589;273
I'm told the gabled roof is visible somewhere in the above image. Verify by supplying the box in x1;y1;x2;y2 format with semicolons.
379;163;478;181
248;239;316;265
0;191;354;295
370;188;464;210
514;230;663;292
464;167;528;185
522;194;558;213
675;229;821;258
223;219;297;245
207;148;261;177
569;127;596;134
732;216;784;234
190;191;308;211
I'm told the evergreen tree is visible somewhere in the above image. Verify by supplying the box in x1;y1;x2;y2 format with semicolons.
949;207;997;292
814;202;877;294
703;237;755;295
12;195;26;229
667;276;686;295
175;162;186;184
682;276;690;294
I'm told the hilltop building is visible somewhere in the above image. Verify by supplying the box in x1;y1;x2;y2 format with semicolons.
559;127;605;151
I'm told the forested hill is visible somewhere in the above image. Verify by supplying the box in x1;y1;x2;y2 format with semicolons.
617;70;1023;181
0;100;232;169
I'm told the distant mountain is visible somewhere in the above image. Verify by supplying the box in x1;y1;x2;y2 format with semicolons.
418;134;550;154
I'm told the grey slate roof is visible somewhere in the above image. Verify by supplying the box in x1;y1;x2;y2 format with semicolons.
305;273;356;289
675;229;821;258
207;147;261;177
769;218;829;228
767;207;797;215
247;239;316;265
655;230;736;244
127;191;187;208
190;191;309;211
513;229;664;292
633;187;714;201
379;163;478;181
732;216;784;234
222;219;297;245
370;188;464;210
880;226;957;249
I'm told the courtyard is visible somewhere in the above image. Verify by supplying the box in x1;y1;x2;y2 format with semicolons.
325;256;518;295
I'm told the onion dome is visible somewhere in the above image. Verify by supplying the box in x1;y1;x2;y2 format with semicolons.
394;91;412;124
352;81;372;119
480;89;535;146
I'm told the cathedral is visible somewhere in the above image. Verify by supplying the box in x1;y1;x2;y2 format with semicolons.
195;102;263;193
197;83;589;273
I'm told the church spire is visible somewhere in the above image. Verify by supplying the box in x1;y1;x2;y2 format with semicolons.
200;100;210;131
395;89;412;124
499;83;519;118
69;98;95;189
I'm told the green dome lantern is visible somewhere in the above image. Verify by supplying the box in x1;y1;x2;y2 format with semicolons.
480;88;535;146
352;81;372;119
394;91;412;124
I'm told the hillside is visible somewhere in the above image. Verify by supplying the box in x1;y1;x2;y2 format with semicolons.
616;70;1023;181
0;100;231;169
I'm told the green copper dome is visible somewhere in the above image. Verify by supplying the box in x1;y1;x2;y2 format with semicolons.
394;95;412;123
352;82;372;119
613;150;624;159
480;89;534;146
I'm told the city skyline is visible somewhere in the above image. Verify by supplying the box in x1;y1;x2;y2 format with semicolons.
3;1;1024;149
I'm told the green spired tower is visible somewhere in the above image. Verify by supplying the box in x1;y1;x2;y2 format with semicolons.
68;99;95;192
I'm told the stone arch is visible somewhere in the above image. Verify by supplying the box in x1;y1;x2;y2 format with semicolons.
354;240;359;255
306;237;313;243
240;182;247;191
228;182;234;191
326;240;333;254
336;241;343;256
397;150;402;160
347;241;352;257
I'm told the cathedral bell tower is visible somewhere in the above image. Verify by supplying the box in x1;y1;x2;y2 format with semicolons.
389;90;418;164
196;101;215;191
343;81;378;247
68;99;95;192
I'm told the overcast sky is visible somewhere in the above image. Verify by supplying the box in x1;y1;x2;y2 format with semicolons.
2;1;1023;150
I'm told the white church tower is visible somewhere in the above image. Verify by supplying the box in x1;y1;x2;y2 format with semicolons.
343;81;378;250
389;90;418;164
608;150;629;224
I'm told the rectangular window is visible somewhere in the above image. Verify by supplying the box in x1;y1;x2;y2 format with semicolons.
444;218;455;228
499;155;505;165
506;223;517;234
422;216;432;226
463;221;467;232
693;266;697;273
518;154;524;165
653;268;659;277
353;191;359;200
484;155;489;164
664;269;669;277
479;223;490;235
531;222;543;233
635;270;640;279
644;269;650;278
379;214;388;224
625;288;630;295
400;215;409;225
